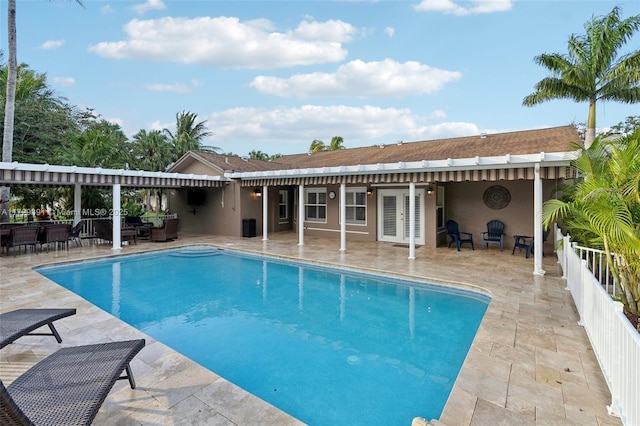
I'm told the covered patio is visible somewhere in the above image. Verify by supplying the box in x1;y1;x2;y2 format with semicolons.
0;232;620;425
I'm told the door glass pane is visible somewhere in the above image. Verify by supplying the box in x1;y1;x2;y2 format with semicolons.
383;196;396;237
404;195;421;239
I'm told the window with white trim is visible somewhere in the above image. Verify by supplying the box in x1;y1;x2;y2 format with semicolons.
305;188;327;222
345;187;367;225
279;190;288;220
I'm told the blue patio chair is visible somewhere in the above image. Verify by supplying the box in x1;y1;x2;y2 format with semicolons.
481;220;505;251
512;227;550;258
445;220;474;251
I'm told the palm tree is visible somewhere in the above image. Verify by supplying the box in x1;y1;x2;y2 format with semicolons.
131;129;172;171
248;150;269;161
309;136;345;152
163;111;217;161
328;136;345;151
542;130;640;314
523;7;640;148
0;0;17;221
131;129;173;213
309;139;326;152
1;0;83;221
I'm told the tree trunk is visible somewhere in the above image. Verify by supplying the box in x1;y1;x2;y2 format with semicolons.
1;0;17;222
584;99;597;149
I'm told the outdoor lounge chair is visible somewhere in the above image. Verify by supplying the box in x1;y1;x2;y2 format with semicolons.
0;339;145;426
0;308;77;349
150;218;179;242
445;220;474;251
481;220;505;251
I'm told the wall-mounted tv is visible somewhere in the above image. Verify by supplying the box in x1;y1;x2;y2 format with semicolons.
187;189;206;206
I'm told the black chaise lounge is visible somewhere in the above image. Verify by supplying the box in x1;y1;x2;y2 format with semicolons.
0;339;145;426
0;309;77;349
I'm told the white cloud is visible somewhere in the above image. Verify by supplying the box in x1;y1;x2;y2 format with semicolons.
145;82;192;93
384;27;395;37
100;5;114;15
132;0;166;15
206;104;478;154
293;19;357;42
149;120;170;132
52;76;75;87
106;117;125;129
40;40;65;50
88;17;357;69
250;59;462;98
413;0;512;16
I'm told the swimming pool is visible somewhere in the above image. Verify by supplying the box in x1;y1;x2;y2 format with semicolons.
37;246;489;425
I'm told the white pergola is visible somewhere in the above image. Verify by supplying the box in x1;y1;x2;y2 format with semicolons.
228;151;579;276
1;162;230;250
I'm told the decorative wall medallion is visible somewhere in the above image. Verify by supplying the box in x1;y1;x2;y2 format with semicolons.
483;185;511;209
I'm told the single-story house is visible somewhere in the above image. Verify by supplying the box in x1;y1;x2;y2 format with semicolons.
167;125;581;275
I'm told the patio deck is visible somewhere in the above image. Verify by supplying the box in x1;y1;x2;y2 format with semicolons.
0;232;621;425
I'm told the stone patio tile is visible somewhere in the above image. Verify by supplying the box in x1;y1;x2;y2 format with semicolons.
515;322;558;351
490;342;536;370
438;385;476;426
195;378;303;425
470;398;535;426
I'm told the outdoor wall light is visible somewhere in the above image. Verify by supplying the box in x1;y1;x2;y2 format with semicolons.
367;187;373;196
254;188;262;198
426;186;434;195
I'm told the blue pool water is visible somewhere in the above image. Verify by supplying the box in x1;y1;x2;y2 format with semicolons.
37;246;489;425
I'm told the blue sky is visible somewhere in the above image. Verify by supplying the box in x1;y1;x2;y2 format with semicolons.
3;0;639;156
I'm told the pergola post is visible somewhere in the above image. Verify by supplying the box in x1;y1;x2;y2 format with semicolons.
73;183;81;226
533;163;545;275
262;184;268;241
112;183;122;250
339;182;346;252
298;184;304;246
408;182;416;260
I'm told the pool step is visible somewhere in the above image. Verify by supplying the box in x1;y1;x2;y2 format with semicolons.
170;247;224;257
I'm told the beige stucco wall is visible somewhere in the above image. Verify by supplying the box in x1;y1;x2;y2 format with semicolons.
301;184;377;242
445;180;556;251
167;154;560;252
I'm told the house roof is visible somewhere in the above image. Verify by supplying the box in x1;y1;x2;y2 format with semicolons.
169;125;581;185
272;125;581;169
169;151;286;174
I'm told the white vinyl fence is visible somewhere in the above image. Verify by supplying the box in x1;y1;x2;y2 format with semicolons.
556;228;640;426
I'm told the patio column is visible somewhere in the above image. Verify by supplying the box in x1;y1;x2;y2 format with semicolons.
298;184;304;246
112;184;122;250
73;183;81;226
408;182;416;260
262;184;268;241
339;182;346;251
533;163;545;275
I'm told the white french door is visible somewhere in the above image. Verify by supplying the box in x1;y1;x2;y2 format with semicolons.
377;189;424;245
